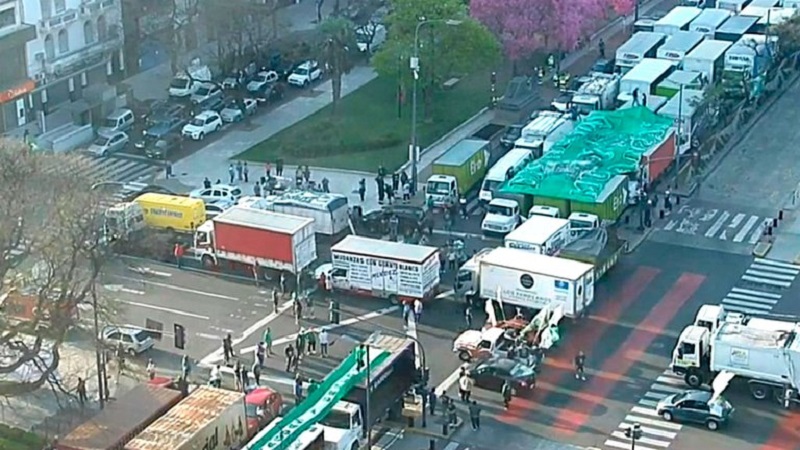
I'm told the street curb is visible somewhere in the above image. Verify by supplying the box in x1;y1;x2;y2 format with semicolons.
623;227;654;254
384;417;465;439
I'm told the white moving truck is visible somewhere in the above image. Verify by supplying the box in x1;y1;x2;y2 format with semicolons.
656;31;706;68
616;32;667;73
654;6;703;36
656;89;704;155
571;73;621;115
477;248;595;318
618;58;676;102
512;111;571;158
325;235;440;303
241;191;349;236
479;148;533;204
684;39;732;82
504;216;570;255
717;0;752;13
689;8;733;38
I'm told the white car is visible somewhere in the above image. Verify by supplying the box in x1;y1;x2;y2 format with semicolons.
205;198;234;219
87;130;129;157
182;111;223;141
191;184;243;203
100;325;154;356
288;61;322;87
246;70;279;92
190;83;222;104
220;98;257;123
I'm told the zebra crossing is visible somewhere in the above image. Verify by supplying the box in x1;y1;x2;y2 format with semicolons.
40;154;162;186
661;204;770;245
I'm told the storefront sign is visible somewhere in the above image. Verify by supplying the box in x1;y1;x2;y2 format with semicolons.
0;79;34;104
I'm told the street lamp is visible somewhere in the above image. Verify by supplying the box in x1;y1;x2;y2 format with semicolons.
410;18;463;195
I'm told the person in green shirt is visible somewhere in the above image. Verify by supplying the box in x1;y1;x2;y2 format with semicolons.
307;329;317;355
263;327;273;356
308;379;320;395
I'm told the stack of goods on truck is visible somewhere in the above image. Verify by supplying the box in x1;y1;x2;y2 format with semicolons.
500;107;675;223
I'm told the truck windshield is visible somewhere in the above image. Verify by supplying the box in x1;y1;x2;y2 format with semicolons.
574;101;597;115
487;204;512;216
170;78;189;89
569;219;594;230
427;181;450;195
482;179;502;194
319;410;352;429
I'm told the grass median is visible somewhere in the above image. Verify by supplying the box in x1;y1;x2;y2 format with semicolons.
236;70;501;172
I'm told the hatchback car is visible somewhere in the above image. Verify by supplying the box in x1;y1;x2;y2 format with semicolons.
100;325;155;356
469;357;537;394
144;134;183;160
205;198;234;219
87;131;129;157
190;184;243;203
190;83;223;104
182;111;223;140
246;70;279;93
220;98;257;123
656;389;734;431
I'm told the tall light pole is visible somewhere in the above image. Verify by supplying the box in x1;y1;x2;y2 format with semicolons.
410;18;462;195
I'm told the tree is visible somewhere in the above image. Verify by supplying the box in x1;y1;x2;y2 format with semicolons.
0;140;110;397
774;14;800;59
204;0;279;75
168;0;202;73
372;0;501;118
318;17;358;114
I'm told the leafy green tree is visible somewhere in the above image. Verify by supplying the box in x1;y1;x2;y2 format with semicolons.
372;0;501;118
774;14;800;59
318;17;359;115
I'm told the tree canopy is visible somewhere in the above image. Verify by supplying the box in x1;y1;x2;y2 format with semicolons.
774;13;800;58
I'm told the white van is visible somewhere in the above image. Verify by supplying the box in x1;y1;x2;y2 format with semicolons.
101;108;135;133
512;111;570;158
478;148;533;204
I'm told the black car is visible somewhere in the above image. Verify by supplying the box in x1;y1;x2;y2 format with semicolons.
196;96;226;113
469;357;537;394
358;204;429;236
591;58;616;74
144;134;183;160
500;124;523;148
254;83;286;104
147;102;187;126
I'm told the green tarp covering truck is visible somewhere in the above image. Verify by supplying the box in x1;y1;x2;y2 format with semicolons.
426;138;490;208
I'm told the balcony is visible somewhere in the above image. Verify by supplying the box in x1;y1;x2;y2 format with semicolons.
43;31;122;78
39;9;80;32
80;0;118;16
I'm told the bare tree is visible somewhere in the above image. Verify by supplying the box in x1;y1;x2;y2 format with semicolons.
318;17;357;115
168;0;202;73
0;140;111;397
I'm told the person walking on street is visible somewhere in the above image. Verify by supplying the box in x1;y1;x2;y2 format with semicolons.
413;299;423;324
319;328;329;357
223;334;233;366
252;361;261;385
402;303;411;325
229;164;236;184
76;377;87;406
146;359;156;380
239;364;249;392
233;361;243;391
458;372;472;402
465;306;473;329
203;177;212;189
284;345;295;372
181;355;191;381
210;365;222;388
428;389;437;416
447;399;457;425
575;350;587;381
294;375;304;404
358;178;366;202
263;327;273;356
598;38;606;58
255;342;266;367
307;328;317;355
173;243;184;269
296;329;307;358
272;289;279;315
294;299;303;325
501;381;512;409
468;401;481;430
243;162;249;183
280;273;287;295
276;158;284;177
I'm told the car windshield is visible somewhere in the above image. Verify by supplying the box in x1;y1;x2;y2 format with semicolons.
196;86;211;96
104;118;119;128
319;410;351;428
295;68;309;76
133;330;149;342
427;181;450;195
487;204;512;216
190;118;205;126
245;402;260;418
93;137;110;146
170;78;188;89
510;364;533;378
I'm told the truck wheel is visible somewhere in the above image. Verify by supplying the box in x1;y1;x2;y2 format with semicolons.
458;350;471;362
201;255;215;269
684;372;703;388
750;383;770;400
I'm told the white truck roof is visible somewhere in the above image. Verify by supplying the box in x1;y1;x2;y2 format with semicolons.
331;235;438;264
480;247;593;281
654;6;702;30
505;216;569;246
657;89;704;120
715;322;799;349
689;8;732;32
623;58;675;83
657;31;705;57
616;32;667;58
575;73;618;96
215;206;314;234
520;112;567;139
686;39;731;61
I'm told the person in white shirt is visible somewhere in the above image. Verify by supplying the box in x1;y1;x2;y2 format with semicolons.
413;299;423;324
209;364;221;388
319;328;330;357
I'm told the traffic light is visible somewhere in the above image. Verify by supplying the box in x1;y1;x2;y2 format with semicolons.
174;323;186;350
624;423;642;440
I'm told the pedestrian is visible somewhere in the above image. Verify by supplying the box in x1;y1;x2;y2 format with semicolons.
402;182;411;203
181;354;191;381
254;181;261;196
276;158;284;177
459;196;468;218
319;328;329;357
296;329;307;357
252;361;261;385
210;364;222;388
392;172;400;192
307;328;317;355
501;381;512;409
457;374;467;401
146;358;156;380
280;272;287;295
294;299;303;324
428;388;437;416
413;298;423;324
448;250;457;271
440;394;450;416
444;208;453;232
321;177;330;193
575;350;587;381
400;170;409;190
402;303;411;325
303;165;311;183
385;183;395;204
462;372;474;402
465;306;473;329
239;363;249;391
295;166;304;187
598;37;605;58
236;161;244;181
76;377;87;406
272;289;280;314
203;177;212;189
233;361;242;391
173;243;184;269
284;344;295;372
223;334;233;365
376;175;385;203
358;178;366;202
255;342;266;367
632;88;640;106
642;93;648;107
252;261;260;287
229;164;236;184
378;165;386;179
447;400;457;425
264;327;273;356
243;162;249;182
294;375;304;404
265;162;272;178
468;401;481;430
324;273;333;293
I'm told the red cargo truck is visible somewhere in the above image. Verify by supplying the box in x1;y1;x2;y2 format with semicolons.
194;206;317;274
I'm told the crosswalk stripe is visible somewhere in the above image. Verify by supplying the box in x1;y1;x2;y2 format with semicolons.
638;399;659;407
728;213;745;229
733;215;760;242
643;391;668;400
749;222;767;244
619;423;677;439
725;292;778;304
631;406;658;417
624;415;682;431
730;287;782;298
720;304;766;315
604;440;659;450
705;211;730;237
654;375;684;386
745;269;796;281
741;275;791;288
610;431;670;447
749;264;800;276
722;298;773;310
754;258;800;270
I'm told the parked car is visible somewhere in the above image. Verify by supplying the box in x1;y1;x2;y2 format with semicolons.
591;58;616;74
196;96;226;114
190;184;243;203
221;76;240;90
100;325;155;356
246;70;279;93
144;134;183;160
87;130;129;157
147;102;187;126
468;357;537;394
254;83;285;104
182;111;223;141
205;198;235;219
656;390;734;431
220;98;258;123
288;61;322;87
141;116;186;142
100;108;135;134
190;83;223;104
267;53;299;80
500;124;524;148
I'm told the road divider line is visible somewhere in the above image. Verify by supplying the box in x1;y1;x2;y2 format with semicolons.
119;300;210;320
115;276;240;300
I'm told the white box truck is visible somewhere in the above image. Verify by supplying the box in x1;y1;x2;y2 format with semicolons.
683;39;732;82
504;216;570;255
324;235;441;303
653;6;703;36
615;32;667;73
656;31;706;68
571;73;621;115
477;247;595;318
689;8;733;38
618;58;676;103
512;111;571;158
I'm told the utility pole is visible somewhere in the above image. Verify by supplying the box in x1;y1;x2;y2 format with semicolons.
674;85;684;188
91;283;106;409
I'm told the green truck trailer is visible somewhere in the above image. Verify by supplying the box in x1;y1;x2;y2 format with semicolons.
425;139;490;208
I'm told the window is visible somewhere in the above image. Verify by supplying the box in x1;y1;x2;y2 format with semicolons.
97;15;107;41
54;0;66;13
122;334;133;343
57;29;69;53
83;21;95;44
0;7;15;29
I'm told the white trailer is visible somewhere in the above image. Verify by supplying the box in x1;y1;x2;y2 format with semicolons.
616;32;667;73
327;235;441;303
717;0;752;12
656;31;706;68
32;123;94;153
571;73;621;115
477;247;595;318
683;39;732;81
653;6;703;36
242;191;349;235
689;8;732;38
618;58;676;102
504;216;571;255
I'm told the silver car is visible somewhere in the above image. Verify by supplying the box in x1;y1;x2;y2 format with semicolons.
87;131;129;157
100;325;155;356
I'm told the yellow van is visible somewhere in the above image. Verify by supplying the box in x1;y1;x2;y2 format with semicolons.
134;193;206;233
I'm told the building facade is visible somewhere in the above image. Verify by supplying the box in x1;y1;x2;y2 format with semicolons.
0;0;36;134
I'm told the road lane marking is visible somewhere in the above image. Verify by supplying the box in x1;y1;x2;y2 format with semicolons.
631;406;658;417
741;275;791;288
115;276;240;300
118;300;210;320
624;415;682;430
745;269;795;281
704;211;730;238
750;264;800;275
725;292;778;304
643;392;666;400
103;284;145;295
618;422;677;439
196;332;223;340
638;399;659;407
731;287;781;298
722;299;772;310
754;258;800;270
727;213;745;229
733;215;759;242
